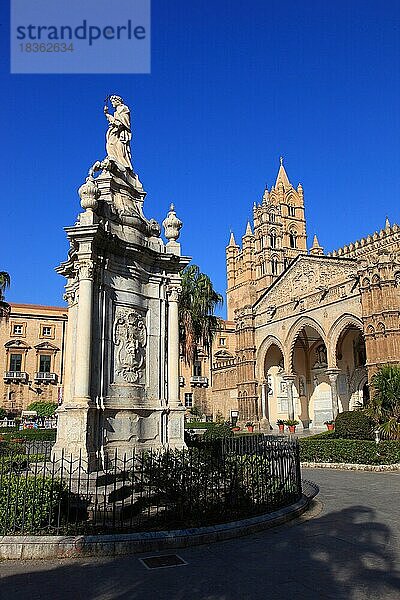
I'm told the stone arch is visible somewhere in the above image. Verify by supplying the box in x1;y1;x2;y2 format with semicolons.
286;316;327;373
256;335;286;380
328;314;364;368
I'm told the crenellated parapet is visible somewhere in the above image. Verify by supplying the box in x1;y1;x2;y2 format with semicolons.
328;220;400;261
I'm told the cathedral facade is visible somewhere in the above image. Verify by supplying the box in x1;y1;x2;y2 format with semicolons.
199;160;400;431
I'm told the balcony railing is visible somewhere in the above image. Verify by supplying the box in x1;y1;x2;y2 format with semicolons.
190;376;209;387
34;372;58;382
4;371;28;382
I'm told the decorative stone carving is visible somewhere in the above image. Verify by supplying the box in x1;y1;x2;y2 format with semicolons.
113;307;147;383
78;176;100;211
167;284;182;303
77;260;95;281
163;204;183;242
63;290;76;306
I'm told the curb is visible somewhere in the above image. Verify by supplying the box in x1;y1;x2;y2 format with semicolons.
0;483;318;560
301;462;400;472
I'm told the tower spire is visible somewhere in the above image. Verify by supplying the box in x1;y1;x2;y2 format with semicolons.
310;234;324;256
228;231;236;246
275;156;291;190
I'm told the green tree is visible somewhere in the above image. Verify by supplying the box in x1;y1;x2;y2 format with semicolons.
0;272;10;318
27;401;57;417
364;365;400;440
179;265;223;364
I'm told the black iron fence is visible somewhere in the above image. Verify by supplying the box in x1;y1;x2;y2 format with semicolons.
0;437;302;536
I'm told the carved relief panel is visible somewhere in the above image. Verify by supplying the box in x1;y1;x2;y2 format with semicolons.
113;306;147;384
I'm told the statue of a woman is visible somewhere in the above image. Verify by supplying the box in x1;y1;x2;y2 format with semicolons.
104;95;133;171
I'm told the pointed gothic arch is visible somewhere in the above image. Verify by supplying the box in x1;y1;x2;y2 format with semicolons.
327;314;364;367
286;316;327;372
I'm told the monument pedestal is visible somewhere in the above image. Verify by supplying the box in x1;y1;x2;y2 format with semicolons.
53;99;190;468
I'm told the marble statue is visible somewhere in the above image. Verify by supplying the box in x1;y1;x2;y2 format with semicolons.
104;95;133;171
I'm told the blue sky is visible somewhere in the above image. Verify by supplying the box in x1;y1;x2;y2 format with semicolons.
1;0;400;318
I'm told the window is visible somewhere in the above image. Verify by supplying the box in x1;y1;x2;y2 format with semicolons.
10;354;22;372
289;231;297;248
193;361;202;377
184;393;193;408
42;326;52;337
272;257;278;275
13;325;23;335
219;337;226;346
39;354;51;373
269;212;276;223
270;232;277;248
288;206;296;217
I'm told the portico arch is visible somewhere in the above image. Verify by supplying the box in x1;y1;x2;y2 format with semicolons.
286;316;327;373
328;314;364;368
256;335;286;381
329;315;367;411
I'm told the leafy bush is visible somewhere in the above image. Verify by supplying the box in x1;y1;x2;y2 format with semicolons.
366;365;400;440
300;438;400;464
0;407;7;419
0;474;67;534
27;401;57;417
203;423;233;440
335;411;373;440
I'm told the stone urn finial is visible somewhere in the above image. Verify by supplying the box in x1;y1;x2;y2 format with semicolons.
78;175;100;211
162;203;183;243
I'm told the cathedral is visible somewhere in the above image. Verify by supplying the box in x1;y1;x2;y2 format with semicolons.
181;159;400;431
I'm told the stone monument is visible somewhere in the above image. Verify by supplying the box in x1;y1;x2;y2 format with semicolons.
52;96;190;466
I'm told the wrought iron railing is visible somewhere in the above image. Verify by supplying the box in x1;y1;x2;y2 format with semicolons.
0;437;302;536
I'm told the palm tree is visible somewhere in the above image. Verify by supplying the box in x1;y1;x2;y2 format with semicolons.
179;265;223;364
364;365;400;440
0;271;10;318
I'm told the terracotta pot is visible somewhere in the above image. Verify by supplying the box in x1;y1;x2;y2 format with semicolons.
247;426;254;432
232;427;240;432
278;424;285;433
288;426;296;434
327;424;335;431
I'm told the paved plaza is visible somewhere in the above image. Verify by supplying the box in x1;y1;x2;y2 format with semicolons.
1;468;399;600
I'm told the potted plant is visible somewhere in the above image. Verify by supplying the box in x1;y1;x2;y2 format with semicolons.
276;419;285;433
231;426;241;432
284;419;299;434
324;419;335;431
245;421;254;432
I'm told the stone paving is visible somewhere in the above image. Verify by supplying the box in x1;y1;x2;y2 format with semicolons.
1;468;399;600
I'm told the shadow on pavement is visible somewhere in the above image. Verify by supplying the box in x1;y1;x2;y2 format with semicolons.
1;504;400;600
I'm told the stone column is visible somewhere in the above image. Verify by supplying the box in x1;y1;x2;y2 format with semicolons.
327;369;340;420
74;260;94;403
283;375;296;420
260;380;271;430
167;284;181;407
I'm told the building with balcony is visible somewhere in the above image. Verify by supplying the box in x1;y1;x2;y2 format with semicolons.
0;303;67;414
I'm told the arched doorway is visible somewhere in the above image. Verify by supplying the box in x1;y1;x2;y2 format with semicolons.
335;325;368;410
263;343;285;428
291;323;331;428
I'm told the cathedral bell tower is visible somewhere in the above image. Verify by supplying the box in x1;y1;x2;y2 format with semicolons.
226;158;308;320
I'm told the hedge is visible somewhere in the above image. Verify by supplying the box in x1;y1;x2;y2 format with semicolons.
299;438;400;464
0;429;56;442
184;422;214;429
0;474;67;534
335;411;373;440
